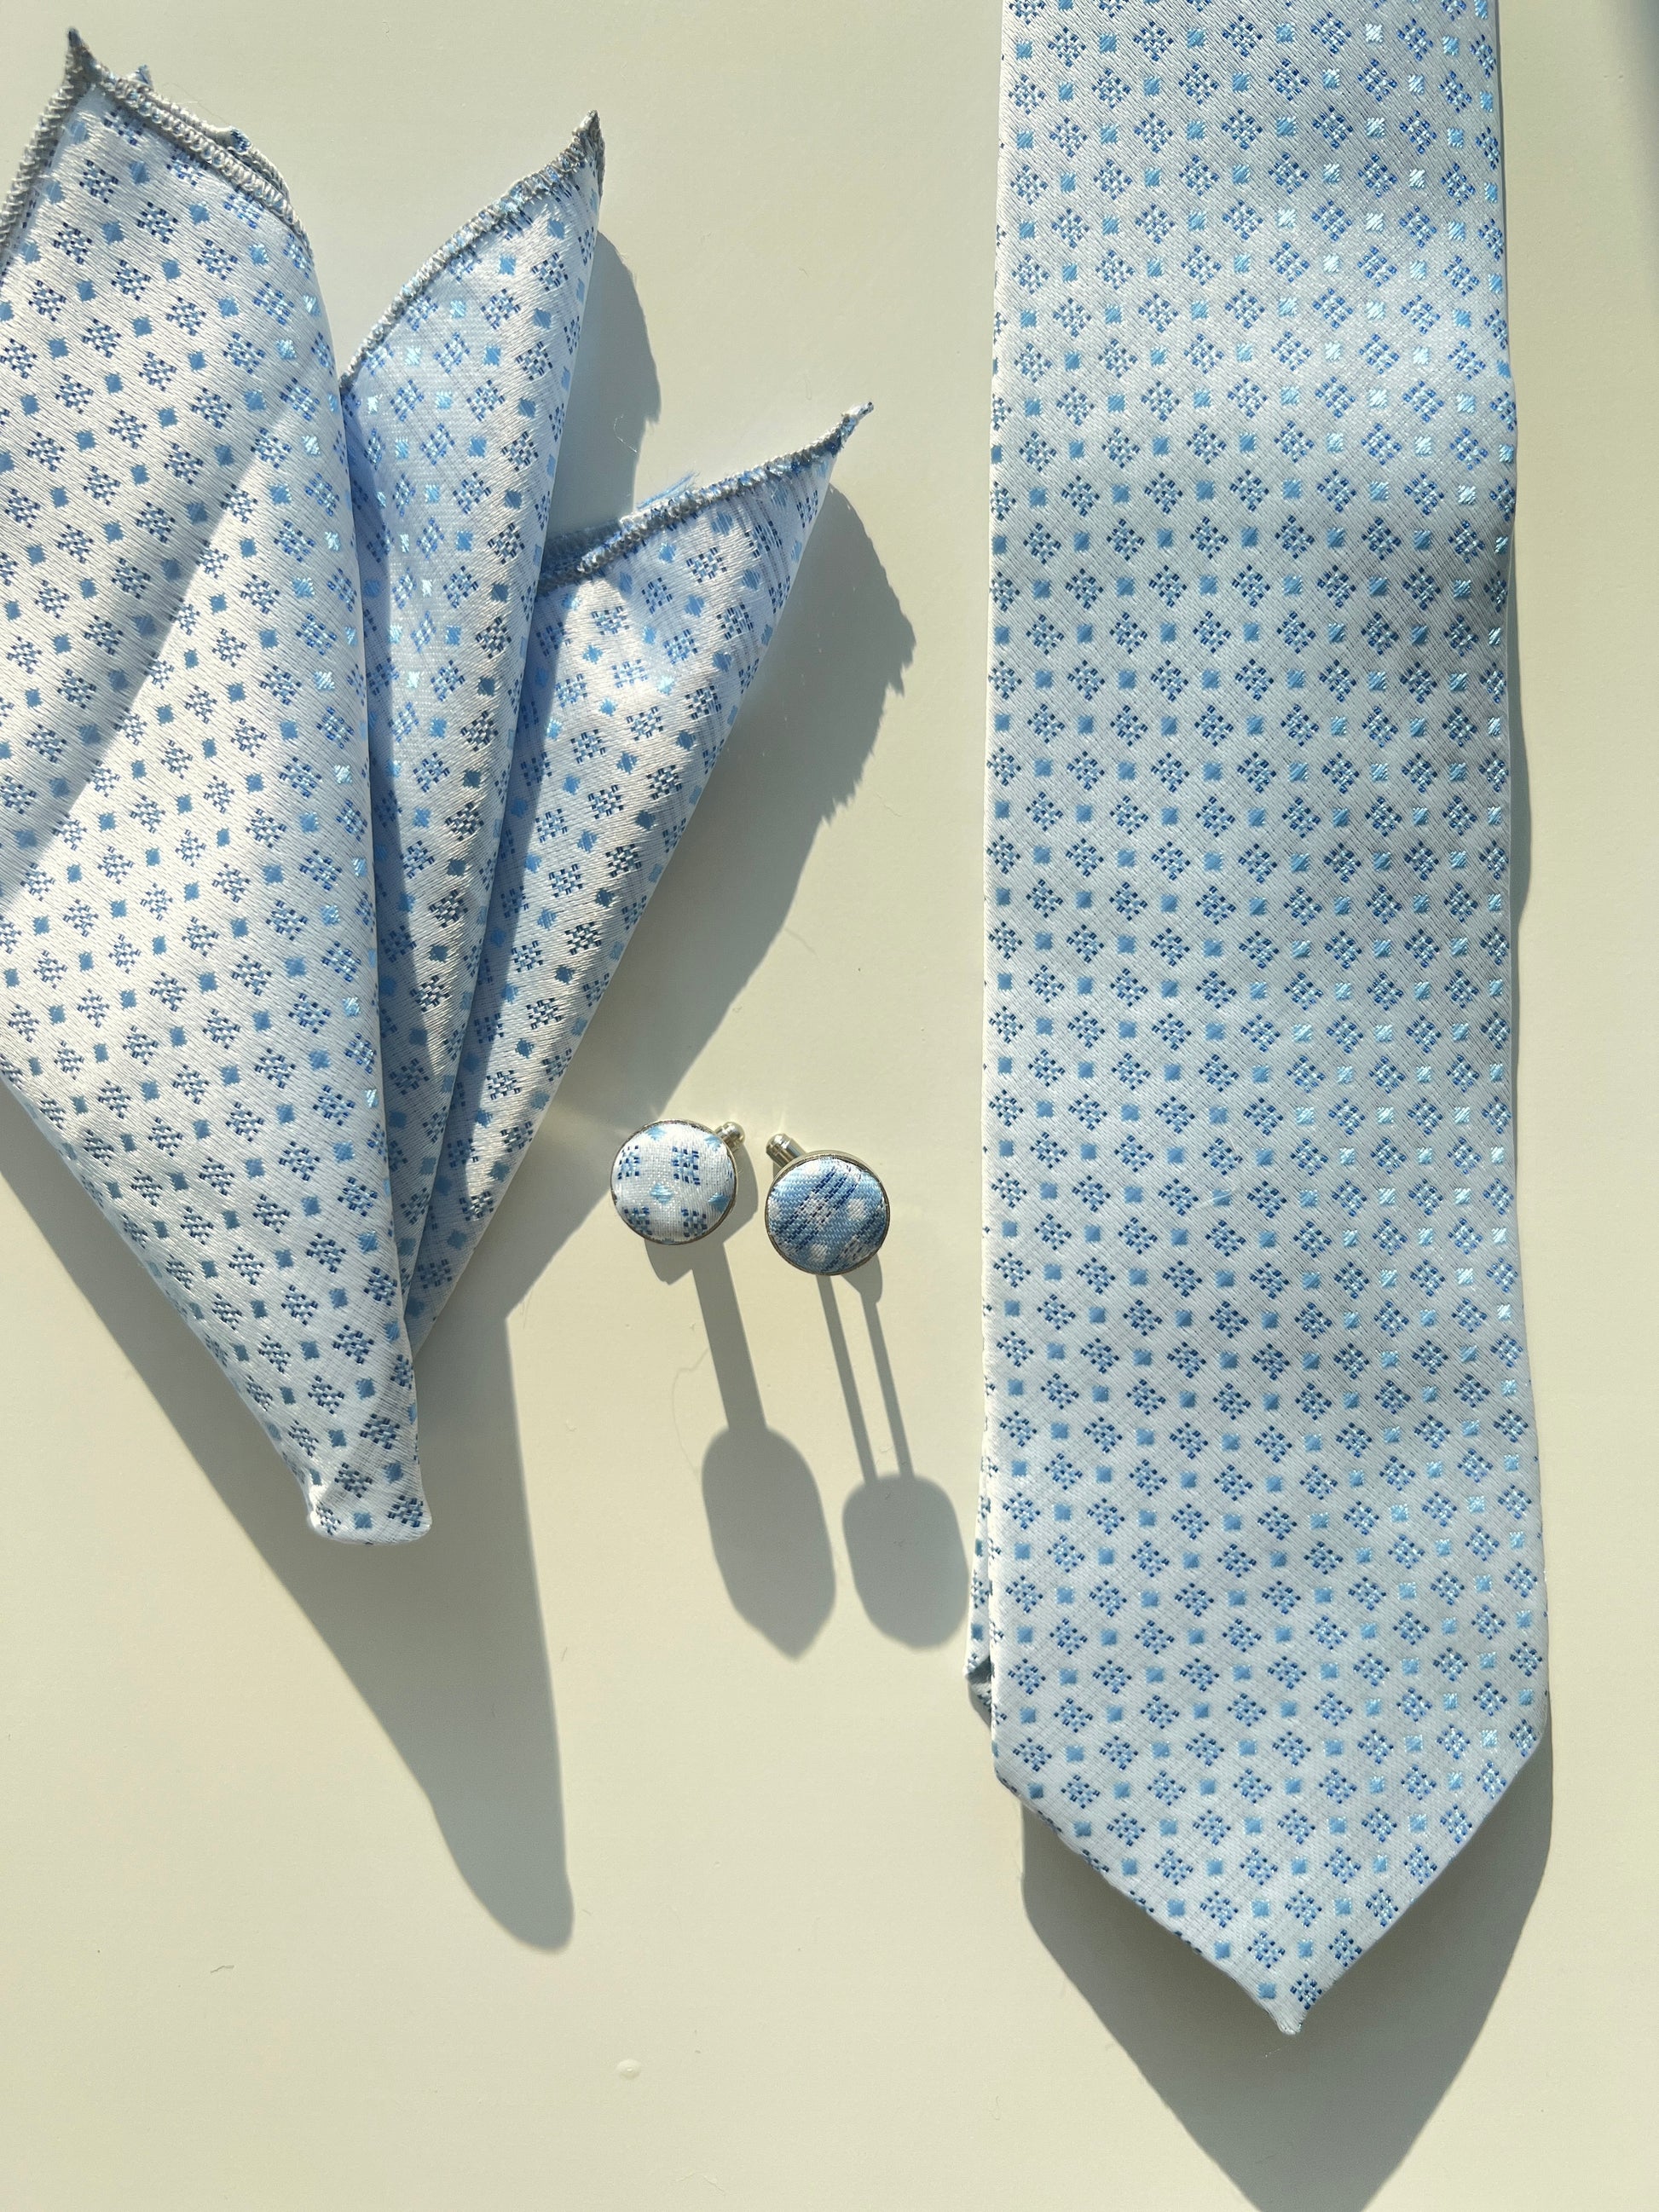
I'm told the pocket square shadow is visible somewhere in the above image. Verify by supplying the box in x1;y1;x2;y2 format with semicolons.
0;227;911;1937
0;1076;572;1949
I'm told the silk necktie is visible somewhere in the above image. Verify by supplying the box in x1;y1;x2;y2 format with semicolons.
0;36;858;1539
974;0;1546;2030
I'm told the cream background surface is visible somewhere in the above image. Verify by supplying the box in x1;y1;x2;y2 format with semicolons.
0;3;1652;2206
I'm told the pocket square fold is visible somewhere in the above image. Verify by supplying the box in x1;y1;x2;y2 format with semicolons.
0;35;861;1539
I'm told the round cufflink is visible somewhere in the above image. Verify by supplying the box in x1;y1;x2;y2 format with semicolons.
610;1119;744;1246
763;1134;890;1276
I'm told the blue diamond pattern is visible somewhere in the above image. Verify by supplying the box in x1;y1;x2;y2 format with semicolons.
975;0;1545;2031
0;38;858;1538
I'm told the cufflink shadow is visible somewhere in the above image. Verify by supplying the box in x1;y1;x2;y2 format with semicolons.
818;1262;968;1649
642;1183;835;1656
0;1077;573;1950
1020;1726;1552;2212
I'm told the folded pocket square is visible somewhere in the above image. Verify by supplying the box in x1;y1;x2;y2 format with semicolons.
0;35;861;1538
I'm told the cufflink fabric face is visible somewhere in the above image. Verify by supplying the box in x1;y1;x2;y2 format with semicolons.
763;1134;890;1276
611;1119;745;1246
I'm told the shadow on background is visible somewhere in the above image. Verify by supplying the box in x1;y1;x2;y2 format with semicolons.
0;1077;574;1947
1022;1730;1552;2212
647;1181;837;1657
818;1262;968;1648
1617;0;1659;217
545;234;662;539
0;230;911;1943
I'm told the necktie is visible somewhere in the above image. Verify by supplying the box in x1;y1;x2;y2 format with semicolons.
974;0;1546;2031
0;36;858;1538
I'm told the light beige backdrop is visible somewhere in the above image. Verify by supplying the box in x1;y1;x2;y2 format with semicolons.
0;3;1653;2206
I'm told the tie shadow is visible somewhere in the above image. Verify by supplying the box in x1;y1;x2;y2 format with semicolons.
1020;1728;1552;2211
0;231;912;1944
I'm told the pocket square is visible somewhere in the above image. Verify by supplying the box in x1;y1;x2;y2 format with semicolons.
0;36;861;1539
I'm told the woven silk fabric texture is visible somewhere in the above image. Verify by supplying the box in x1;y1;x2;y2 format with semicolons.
974;0;1545;2030
0;38;858;1542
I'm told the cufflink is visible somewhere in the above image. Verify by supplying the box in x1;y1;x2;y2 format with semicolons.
763;1134;890;1276
611;1119;745;1245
